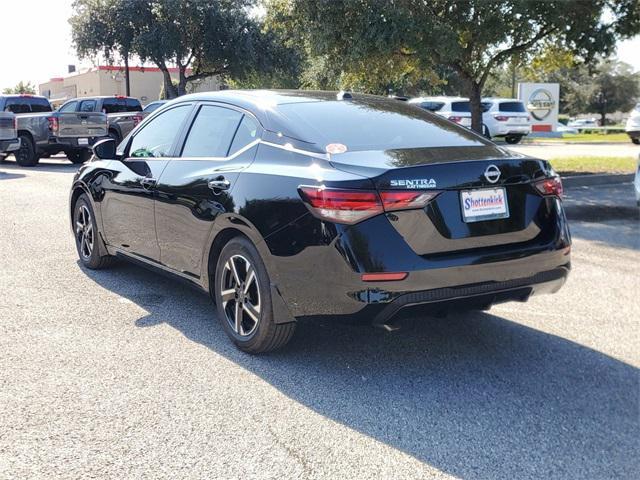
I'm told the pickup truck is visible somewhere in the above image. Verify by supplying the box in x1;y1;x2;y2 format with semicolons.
0;111;20;160
58;96;143;144
0;94;108;166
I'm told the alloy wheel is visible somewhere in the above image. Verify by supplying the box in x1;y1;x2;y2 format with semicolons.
75;205;94;260
220;254;261;336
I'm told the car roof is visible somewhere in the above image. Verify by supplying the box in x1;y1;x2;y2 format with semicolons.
409;96;469;103
0;94;48;100
481;97;523;102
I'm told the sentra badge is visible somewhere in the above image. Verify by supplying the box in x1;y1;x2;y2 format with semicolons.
390;178;437;189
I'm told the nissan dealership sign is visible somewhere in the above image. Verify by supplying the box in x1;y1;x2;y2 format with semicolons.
518;82;560;132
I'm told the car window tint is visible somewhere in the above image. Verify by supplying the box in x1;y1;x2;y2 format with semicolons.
129;105;191;158
181;105;243;157
79;100;96;112
278;100;486;151
451;101;471;112
59;101;78;112
498;102;526;113
481;102;493;112
143;102;162;114
31;98;52;112
4;98;30;113
420;102;445;112
125;98;143;111
228;116;259;155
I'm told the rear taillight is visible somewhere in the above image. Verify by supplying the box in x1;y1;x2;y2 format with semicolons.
448;116;463;123
298;186;441;224
494;115;509;122
133;114;143;127
13;116;18;131
535;176;563;198
47;116;59;133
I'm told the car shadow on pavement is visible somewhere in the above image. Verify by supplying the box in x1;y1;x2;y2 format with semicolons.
82;261;639;479
0;157;78;173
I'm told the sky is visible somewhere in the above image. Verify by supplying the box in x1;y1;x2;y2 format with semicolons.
1;0;639;92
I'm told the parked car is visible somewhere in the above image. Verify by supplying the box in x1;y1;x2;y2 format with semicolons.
567;118;598;129
408;96;472;128
142;100;168;117
481;98;531;144
0;94;108;166
71;90;571;353
0;111;20;160
58;96;143;145
556;123;579;135
625;103;640;145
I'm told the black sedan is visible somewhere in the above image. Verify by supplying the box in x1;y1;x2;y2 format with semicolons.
70;90;571;353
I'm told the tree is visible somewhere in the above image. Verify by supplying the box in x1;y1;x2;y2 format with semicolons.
586;60;640;125
280;0;640;133
70;0;138;96
2;81;37;95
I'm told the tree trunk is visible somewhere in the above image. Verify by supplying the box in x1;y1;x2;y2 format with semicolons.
599;109;607;128
160;67;178;99
124;54;130;97
178;66;188;96
468;81;483;134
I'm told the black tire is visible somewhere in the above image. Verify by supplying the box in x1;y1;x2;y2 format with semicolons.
505;135;523;144
0;154;6;163
482;125;491;139
108;130;121;145
213;236;295;353
632;138;640;145
66;149;92;164
15;134;39;167
73;194;115;269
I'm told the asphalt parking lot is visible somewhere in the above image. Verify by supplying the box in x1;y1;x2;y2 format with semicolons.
0;155;638;479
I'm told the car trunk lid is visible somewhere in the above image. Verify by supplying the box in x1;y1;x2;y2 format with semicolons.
56;112;108;137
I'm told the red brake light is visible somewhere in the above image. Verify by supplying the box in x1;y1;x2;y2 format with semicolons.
47;116;59;133
13;116;17;131
116;95;126;99
379;191;440;211
535;176;563;198
298;186;441;224
133;114;143;126
361;272;408;282
298;186;383;224
448;116;463;123
494;115;509;122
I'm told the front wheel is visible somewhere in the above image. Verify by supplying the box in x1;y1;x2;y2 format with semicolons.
214;237;295;353
66;149;92;164
482;125;491;139
505;135;523;144
73;194;115;269
632;138;640;145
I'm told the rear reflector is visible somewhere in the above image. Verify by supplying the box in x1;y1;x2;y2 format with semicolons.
361;272;408;282
535;176;563;198
298;186;441;224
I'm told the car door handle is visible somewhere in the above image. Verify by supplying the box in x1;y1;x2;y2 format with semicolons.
208;177;231;192
141;177;157;189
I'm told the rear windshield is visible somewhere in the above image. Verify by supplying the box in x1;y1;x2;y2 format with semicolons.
451;101;470;112
101;98;143;113
419;101;445;112
1;96;51;113
498;101;527;113
277;99;487;151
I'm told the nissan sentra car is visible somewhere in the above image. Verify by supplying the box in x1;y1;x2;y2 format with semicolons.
70;90;571;353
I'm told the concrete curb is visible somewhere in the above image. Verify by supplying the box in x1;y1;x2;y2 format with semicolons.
562;173;634;188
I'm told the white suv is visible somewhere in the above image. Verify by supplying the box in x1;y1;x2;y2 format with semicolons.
481;98;531;144
625;103;640;145
408;96;472;128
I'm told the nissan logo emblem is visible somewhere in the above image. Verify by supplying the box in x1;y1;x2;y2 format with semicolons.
527;88;556;121
484;165;501;183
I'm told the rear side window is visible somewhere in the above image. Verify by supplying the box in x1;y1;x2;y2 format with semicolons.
498;102;526;113
79;100;96;112
278;99;487;151
181;105;243;157
128;105;191;158
102;98;141;113
228;116;259;155
3;98;30;114
143;102;163;114
29;97;52;112
420;102;445;112
451;101;471;112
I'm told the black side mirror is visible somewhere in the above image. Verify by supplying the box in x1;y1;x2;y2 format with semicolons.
92;138;116;160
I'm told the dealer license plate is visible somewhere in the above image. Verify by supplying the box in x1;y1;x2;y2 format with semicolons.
78;138;89;146
460;187;509;223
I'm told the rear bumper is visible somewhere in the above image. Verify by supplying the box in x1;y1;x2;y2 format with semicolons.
0;138;20;153
493;126;531;136
47;136;107;150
